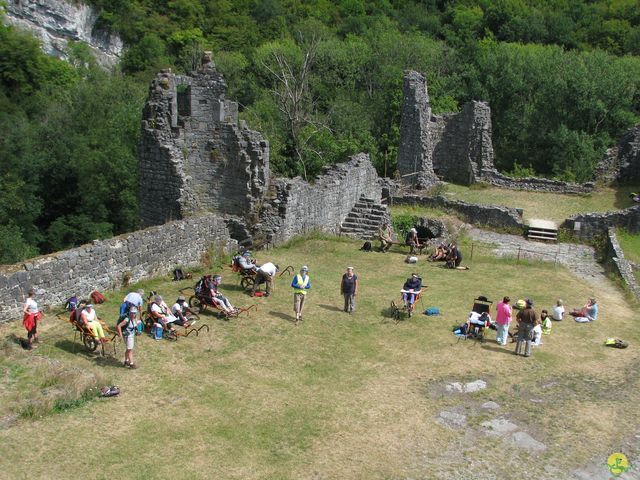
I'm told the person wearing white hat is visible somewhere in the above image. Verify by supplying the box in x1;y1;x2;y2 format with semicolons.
405;227;422;255
117;306;140;368
291;266;311;323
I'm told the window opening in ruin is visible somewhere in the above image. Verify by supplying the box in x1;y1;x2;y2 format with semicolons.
176;84;191;118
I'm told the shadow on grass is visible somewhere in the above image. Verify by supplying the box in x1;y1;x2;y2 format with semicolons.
614;186;638;210
481;344;517;356
268;311;297;323
318;304;342;312
55;339;121;365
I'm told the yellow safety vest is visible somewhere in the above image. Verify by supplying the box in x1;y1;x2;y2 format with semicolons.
293;274;310;294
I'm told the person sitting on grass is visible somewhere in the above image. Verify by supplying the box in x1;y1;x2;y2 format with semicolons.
551;299;565;321
81;304;108;343
570;297;598;323
171;296;197;327
428;243;449;262
401;273;422;313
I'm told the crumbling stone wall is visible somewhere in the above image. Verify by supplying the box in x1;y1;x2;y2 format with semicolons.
605;228;640;300
561;205;640;240
257;154;383;243
398;70;592;193
398;70;497;188
486;173;592;193
139;56;269;228
393;195;525;231
0;214;234;323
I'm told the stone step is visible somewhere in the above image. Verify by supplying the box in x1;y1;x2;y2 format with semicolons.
345;212;385;222
342;219;381;229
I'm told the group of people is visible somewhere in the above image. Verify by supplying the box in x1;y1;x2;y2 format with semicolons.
379;223;464;270
492;296;596;357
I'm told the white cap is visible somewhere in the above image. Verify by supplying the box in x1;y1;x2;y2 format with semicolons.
130;307;138;313
410;228;417;233
301;265;309;272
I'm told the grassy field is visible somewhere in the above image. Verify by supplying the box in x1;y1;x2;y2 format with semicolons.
443;183;640;223
1;235;639;479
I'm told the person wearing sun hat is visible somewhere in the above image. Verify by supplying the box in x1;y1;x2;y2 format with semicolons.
117;306;140;368
515;298;537;357
291;266;311;323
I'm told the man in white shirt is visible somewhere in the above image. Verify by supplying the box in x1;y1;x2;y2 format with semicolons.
251;262;279;297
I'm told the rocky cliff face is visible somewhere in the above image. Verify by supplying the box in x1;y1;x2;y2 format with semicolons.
3;0;123;68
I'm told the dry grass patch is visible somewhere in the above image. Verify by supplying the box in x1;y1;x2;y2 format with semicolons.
0;236;639;479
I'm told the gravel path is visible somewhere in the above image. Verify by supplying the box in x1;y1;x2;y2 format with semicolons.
467;227;608;288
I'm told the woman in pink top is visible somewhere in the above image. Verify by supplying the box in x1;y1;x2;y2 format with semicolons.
495;296;512;346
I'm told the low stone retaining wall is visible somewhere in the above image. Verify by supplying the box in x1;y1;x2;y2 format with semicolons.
561;205;640;241
605;228;640;300
486;172;592;194
393;195;525;231
0;214;234;323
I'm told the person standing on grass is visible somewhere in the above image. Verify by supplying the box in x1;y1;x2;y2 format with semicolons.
117;306;140;369
22;288;42;350
291;266;311;323
340;267;358;314
495;296;512;346
515;299;537;357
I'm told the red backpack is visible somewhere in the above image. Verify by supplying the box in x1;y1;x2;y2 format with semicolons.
90;290;106;304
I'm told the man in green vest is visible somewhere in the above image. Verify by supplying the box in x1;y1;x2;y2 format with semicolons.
291;266;311;323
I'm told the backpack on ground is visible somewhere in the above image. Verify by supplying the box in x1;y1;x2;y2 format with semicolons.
604;338;628;349
405;255;418;264
360;241;372;252
90;290;106;304
424;307;441;316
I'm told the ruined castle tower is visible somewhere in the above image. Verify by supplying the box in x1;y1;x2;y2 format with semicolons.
138;53;269;227
398;70;497;187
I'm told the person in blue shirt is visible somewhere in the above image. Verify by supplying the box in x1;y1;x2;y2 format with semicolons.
401;273;422;315
291;266;311;323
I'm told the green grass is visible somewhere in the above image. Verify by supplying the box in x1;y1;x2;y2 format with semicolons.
443;183;639;223
617;229;640;264
0;237;639;479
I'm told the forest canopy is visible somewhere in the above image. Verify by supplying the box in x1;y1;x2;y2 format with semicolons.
1;1;639;262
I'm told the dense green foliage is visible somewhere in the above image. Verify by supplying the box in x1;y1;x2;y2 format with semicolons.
1;1;640;262
0;23;145;263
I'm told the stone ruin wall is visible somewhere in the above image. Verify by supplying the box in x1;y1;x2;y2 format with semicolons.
605;228;640;300
0;214;234;323
561;205;640;241
257;154;383;244
393;195;524;231
138;58;269;228
593;125;640;185
398;70;497;188
398;70;592;194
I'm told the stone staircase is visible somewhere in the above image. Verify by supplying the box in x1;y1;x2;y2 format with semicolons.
340;196;390;240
